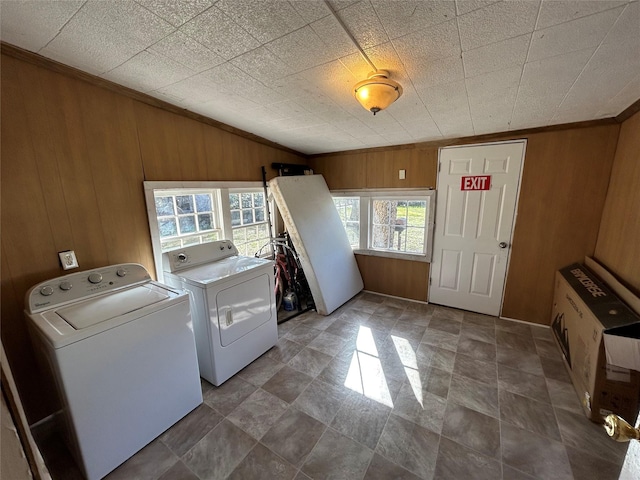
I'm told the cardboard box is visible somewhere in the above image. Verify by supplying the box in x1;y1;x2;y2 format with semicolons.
551;263;640;423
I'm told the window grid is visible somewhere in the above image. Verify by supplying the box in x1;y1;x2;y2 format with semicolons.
229;191;271;256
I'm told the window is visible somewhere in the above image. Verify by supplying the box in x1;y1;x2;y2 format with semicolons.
154;192;221;251
332;189;435;262
144;181;277;282
333;197;360;248
229;190;271;256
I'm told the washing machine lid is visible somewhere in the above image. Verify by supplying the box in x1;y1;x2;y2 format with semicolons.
172;256;272;286
56;285;170;329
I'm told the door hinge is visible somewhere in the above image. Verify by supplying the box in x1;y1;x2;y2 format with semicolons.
438;162;441;173
429;277;432;286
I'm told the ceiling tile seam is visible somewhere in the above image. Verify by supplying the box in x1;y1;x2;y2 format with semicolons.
39;0;87;53
550;3;630;124
535;0;635;32
134;0;214;29
603;73;640;114
507;0;544;130
455;15;475;136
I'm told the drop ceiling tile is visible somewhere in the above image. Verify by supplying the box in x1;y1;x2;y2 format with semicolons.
391;18;461;64
337;1;390;50
268;100;311;118
180;6;260;60
149;31;225;73
598;74;640;117
231;46;295;83
527;6;624;62
102;50;195;92
290;0;332;23
266;26;336;74
136;0;214;27
409;55;465;89
457;0;539;51
455;0;501;16
418;80;472;136
463;33;530;78
200;62;263;94
602;0;640;47
310;14;360;59
536;0;628;30
82;0;174;47
215;0;306;43
40;10;146;75
516;47;595;107
153;75;227;106
466;65;521;133
371;0;456;39
554;39;640;121
0;0;83;52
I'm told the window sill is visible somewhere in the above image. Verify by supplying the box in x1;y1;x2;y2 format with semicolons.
353;249;430;263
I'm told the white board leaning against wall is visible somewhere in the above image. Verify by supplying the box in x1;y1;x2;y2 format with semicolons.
269;174;364;315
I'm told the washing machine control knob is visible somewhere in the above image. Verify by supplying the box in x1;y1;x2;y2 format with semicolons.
40;286;54;296
219;245;225;250
228;244;233;249
59;281;72;291
177;253;187;263
88;273;103;284
116;268;127;277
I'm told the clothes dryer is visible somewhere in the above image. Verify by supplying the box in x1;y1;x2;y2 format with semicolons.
162;240;277;386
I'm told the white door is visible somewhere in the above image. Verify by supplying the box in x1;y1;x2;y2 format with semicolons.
429;141;525;316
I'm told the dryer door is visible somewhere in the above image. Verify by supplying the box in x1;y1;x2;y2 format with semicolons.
215;272;274;346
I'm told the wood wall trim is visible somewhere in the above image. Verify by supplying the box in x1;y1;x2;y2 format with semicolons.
615;97;640;123
0;42;301;157
309;118;620;158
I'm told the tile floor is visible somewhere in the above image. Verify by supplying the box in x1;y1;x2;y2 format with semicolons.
39;292;630;480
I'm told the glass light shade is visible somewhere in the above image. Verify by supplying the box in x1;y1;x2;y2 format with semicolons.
354;71;403;115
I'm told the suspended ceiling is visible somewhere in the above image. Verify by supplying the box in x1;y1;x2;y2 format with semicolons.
1;0;639;155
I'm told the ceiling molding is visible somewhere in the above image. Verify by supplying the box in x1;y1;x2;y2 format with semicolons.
0;42;302;158
615;97;640;123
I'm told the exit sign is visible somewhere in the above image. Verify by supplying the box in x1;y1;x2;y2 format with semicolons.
461;175;491;191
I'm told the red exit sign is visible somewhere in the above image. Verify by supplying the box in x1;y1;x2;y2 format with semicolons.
461;175;491;191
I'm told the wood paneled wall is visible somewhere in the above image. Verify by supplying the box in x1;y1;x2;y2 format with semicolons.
0;53;305;423
311;125;621;323
312;146;438;301
594;111;640;294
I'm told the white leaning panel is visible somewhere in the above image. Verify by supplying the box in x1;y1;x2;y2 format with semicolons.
269;174;363;315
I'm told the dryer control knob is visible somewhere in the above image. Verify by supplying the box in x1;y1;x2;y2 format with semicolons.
219;245;225;250
59;281;72;291
88;273;103;284
40;286;54;296
116;268;127;277
228;244;233;249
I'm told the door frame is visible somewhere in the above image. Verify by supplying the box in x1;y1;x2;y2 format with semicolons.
429;139;527;316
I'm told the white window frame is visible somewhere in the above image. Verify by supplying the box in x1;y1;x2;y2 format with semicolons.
144;181;278;282
331;189;435;263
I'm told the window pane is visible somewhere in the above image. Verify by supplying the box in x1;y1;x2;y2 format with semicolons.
407;200;427;227
372;224;392;249
229;193;240;210
371;198;426;254
242;209;253;225
231;210;241;226
241;193;252;208
176;195;194;214
195;194;212;213
155;197;174;216
179;215;196;234
198;213;213;231
253;193;264;207
159;218;177;237
332;197;360;248
255;208;265;222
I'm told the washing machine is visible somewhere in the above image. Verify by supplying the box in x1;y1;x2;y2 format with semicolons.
162;240;278;386
25;264;202;480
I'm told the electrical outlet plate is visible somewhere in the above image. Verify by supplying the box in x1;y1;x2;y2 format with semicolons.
59;250;79;270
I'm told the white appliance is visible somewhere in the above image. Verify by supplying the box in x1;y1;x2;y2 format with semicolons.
162;240;277;386
25;264;202;480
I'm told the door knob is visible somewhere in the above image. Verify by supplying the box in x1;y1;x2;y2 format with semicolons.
498;242;508;249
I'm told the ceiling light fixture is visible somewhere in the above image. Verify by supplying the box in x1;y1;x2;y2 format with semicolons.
353;70;403;115
324;0;403;115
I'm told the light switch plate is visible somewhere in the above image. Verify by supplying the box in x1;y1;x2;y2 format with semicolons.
59;250;79;270
399;169;406;180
